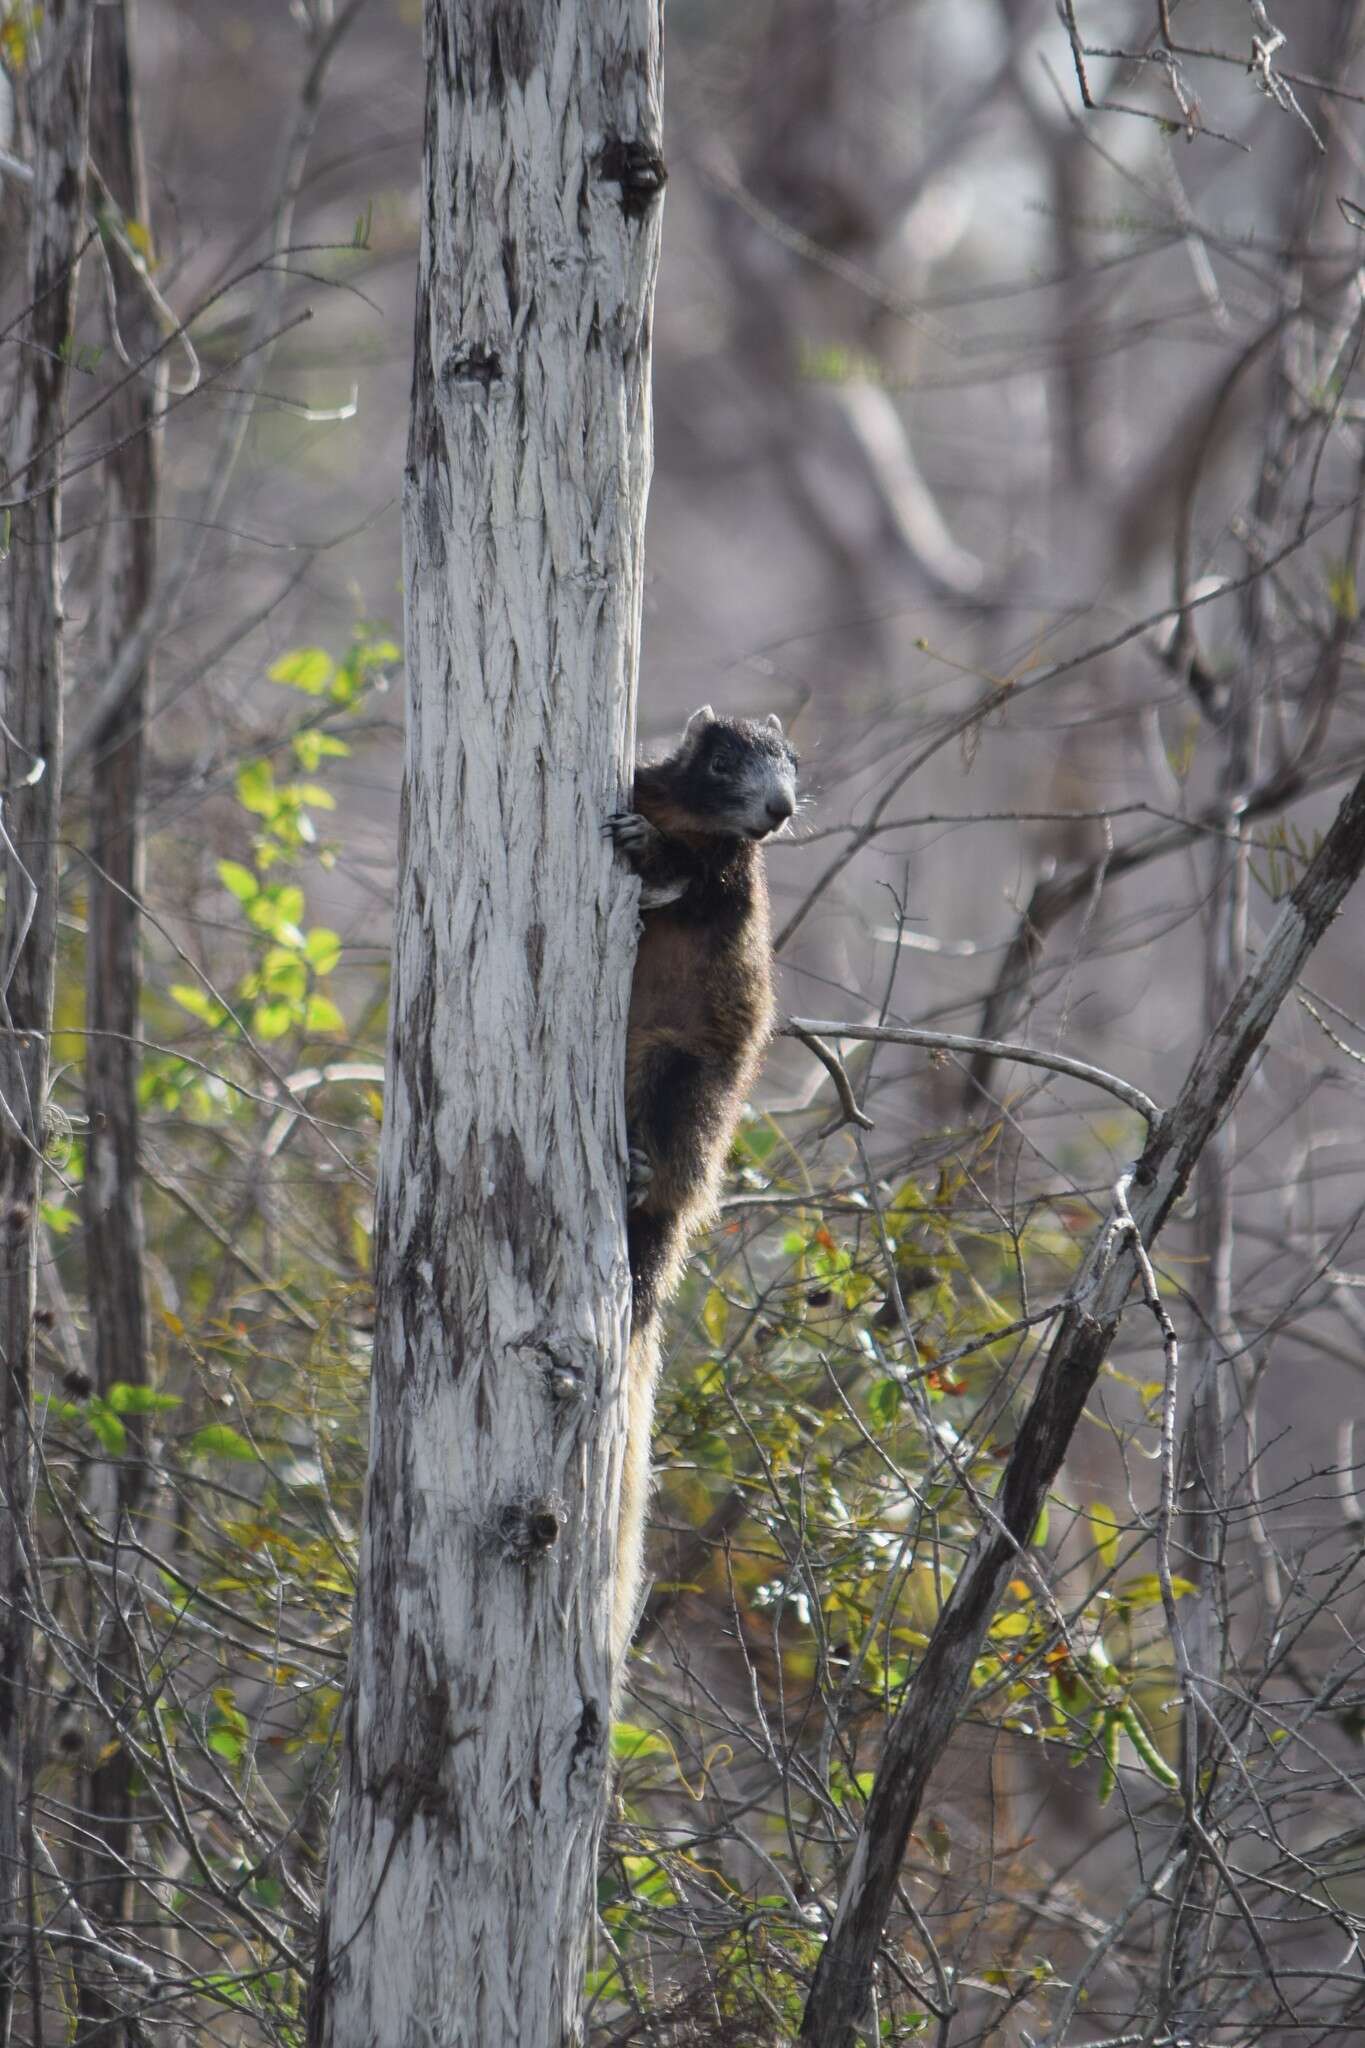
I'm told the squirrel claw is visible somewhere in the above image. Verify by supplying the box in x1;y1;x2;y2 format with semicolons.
606;810;655;853
626;1147;653;1210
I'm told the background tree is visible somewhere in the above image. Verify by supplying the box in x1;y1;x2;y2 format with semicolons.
0;3;94;2036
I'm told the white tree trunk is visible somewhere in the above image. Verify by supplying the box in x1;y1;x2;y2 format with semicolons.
309;7;664;2046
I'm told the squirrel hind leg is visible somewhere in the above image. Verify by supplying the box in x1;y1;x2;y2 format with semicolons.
627;1208;678;1334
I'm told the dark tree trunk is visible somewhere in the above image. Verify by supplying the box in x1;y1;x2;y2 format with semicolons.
0;4;95;2040
79;2;159;2023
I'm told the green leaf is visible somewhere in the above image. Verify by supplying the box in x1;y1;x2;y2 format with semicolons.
212;1686;247;1730
866;1377;902;1429
207;1726;245;1763
260;950;307;999
304;926;342;974
610;1721;672;1762
86;1403;128;1455
169;984;228;1028
216;860;259;904
292;730;350;771
990;1611;1033;1640
235;759;276;817
1031;1504;1050;1547
246;884;306;941
1117;1572;1193;1611
268;647;335;694
42;1199;77;1237
701;1288;729;1347
292;783;337;812
106;1382;181;1415
188;1424;257;1462
305;994;346;1035
124;217;154;263
1089;1501;1120;1572
252;999;295;1041
36;1394;84;1423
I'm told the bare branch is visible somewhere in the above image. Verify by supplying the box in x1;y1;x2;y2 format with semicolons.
798;760;1365;2048
786;1016;1159;1128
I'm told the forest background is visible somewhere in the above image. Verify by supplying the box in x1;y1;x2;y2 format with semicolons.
3;1;1365;2043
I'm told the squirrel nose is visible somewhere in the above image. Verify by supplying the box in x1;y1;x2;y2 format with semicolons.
767;789;794;825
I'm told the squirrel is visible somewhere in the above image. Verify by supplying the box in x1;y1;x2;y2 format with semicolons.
606;706;798;1662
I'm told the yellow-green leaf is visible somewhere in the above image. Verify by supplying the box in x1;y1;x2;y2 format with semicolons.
1117;1572;1194;1610
188;1424;256;1462
305;994;345;1036
268;647;335;694
236;759;276;817
1089;1501;1120;1572
217;860;259;904
169;984;227;1028
304;927;342;974
252;999;294;1041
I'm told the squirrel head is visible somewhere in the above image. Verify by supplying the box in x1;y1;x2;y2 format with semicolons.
669;707;799;841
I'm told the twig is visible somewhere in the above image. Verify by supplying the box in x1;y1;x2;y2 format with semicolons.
783;1023;875;1130
785;1016;1159;1128
66;1;369;768
796;759;1365;2048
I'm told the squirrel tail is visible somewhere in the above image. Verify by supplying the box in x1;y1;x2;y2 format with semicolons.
612;1315;664;1680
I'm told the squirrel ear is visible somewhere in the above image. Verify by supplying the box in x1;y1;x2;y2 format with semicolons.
765;713;784;734
682;704;715;743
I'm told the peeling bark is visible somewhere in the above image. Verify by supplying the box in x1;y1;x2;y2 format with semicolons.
0;3;95;2040
309;5;664;2045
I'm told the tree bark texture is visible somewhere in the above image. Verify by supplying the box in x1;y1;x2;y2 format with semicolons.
309;7;663;2047
798;762;1365;2048
81;0;160;1978
84;0;155;1525
0;4;94;2041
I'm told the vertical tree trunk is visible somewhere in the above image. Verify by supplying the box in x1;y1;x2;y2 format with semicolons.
81;0;159;2004
309;7;664;2046
84;0;155;1529
0;4;95;2040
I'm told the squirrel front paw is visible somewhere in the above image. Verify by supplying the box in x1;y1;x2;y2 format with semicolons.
626;1147;654;1211
606;812;688;908
605;811;659;863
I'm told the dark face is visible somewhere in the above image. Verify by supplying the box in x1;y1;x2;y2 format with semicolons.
682;717;799;840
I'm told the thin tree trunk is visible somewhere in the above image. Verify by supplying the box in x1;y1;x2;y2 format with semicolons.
308;7;664;2047
0;4;95;2041
80;0;159;2022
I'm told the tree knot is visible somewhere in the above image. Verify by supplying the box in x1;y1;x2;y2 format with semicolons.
496;1493;566;1561
598;136;668;220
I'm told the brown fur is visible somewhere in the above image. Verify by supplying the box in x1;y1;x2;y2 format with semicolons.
607;712;795;1662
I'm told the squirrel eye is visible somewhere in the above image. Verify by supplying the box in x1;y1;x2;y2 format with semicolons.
708;755;727;775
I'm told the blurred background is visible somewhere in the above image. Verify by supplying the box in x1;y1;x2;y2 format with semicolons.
6;2;1365;2040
